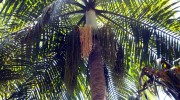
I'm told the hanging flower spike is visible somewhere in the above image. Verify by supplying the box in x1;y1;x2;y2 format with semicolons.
79;25;93;58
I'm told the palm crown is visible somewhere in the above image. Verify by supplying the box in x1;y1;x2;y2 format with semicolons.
0;0;180;99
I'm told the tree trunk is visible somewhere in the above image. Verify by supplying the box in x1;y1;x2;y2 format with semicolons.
85;9;106;100
89;40;106;100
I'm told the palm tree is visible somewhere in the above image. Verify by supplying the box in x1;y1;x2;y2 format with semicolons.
0;0;180;99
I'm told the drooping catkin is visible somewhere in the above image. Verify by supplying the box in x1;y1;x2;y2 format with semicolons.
64;26;81;93
98;25;124;75
79;25;93;58
99;25;117;69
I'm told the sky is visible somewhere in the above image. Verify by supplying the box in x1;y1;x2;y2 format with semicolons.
171;0;180;18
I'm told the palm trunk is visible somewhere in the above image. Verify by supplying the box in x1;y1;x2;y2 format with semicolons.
86;9;106;100
89;40;106;100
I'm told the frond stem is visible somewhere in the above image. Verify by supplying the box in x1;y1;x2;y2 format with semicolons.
60;10;84;17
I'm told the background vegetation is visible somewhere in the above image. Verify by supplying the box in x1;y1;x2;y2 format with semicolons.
0;0;180;99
